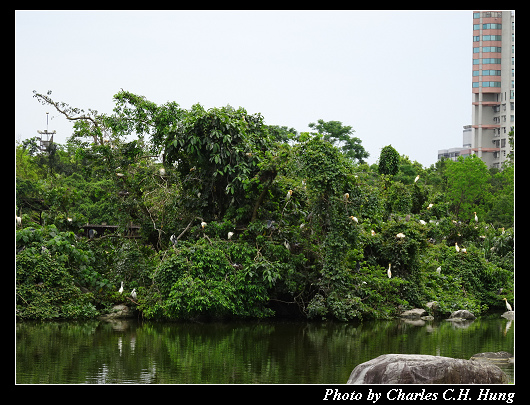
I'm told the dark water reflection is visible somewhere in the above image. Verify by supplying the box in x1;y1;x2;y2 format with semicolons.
16;313;514;384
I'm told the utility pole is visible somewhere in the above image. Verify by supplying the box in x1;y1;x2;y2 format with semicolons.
37;112;56;152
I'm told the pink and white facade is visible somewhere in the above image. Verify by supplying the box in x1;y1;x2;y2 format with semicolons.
439;11;514;168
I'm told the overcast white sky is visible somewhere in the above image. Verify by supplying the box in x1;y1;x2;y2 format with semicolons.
16;10;474;167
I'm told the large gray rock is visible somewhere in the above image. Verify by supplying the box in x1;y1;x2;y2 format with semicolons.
470;351;514;365
448;309;476;320
100;304;134;320
347;354;508;384
400;308;427;319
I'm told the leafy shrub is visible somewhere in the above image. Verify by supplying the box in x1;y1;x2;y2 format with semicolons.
16;249;98;320
141;239;273;320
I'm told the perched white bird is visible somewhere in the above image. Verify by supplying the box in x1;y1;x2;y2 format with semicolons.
414;175;420;183
503;298;512;312
371;229;376;236
286;189;293;201
419;220;426;225
159;167;166;176
67;217;72;223
131;288;137;300
474;212;478;223
119;281;124;294
350;216;358;223
436;266;441;274
396;233;405;239
461;247;467;253
455;242;460;253
387;263;392;278
116;173;125;177
427;203;433;209
201;221;207;229
343;193;349;200
16;216;22;226
227;231;234;240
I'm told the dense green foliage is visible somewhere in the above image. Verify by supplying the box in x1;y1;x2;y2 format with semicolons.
15;90;514;321
378;145;400;176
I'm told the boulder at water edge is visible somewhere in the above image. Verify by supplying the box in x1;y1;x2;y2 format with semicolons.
447;309;476;321
347;354;508;384
400;308;427;319
470;351;514;365
100;304;134;319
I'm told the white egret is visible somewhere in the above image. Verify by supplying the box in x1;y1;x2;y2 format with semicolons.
455;242;460;253
201;221;207;229
350;216;358;223
414;175;420;183
119;281;124;294
503;298;512;312
436;266;441;274
159;167;166;176
474;212;478;223
116;173;125;177
427;203;433;209
286;189;293;201
419;220;426;225
67;217;72;223
387;263;392;278
131;288;137;300
461;247;467;253
396;233;405;239
343;193;349;200
16;216;21;226
227;231;234;240
371;229;376;236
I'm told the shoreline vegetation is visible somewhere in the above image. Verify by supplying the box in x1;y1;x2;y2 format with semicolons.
16;90;514;322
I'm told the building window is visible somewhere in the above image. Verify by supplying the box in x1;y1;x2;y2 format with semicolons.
482;35;502;41
473;24;481;30
482;12;502;18
501;138;506;148
472;82;480;88
482;58;501;64
473;12;480;18
473;47;480;53
473;36;480;42
472;71;480;76
482;70;501;76
483;81;501;87
482;46;501;53
483;23;502;29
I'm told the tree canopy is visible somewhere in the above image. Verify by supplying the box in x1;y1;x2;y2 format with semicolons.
16;90;514;321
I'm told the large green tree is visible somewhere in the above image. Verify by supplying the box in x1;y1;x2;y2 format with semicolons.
444;154;491;220
378;145;400;176
308;119;369;163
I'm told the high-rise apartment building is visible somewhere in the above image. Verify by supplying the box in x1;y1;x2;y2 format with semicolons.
470;10;514;168
438;11;514;168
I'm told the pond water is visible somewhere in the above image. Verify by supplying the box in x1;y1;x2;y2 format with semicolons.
16;313;514;384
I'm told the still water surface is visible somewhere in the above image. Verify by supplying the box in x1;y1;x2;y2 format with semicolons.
16;313;514;384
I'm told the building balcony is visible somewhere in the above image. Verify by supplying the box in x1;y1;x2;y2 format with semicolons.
472;101;501;106
472;124;500;129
